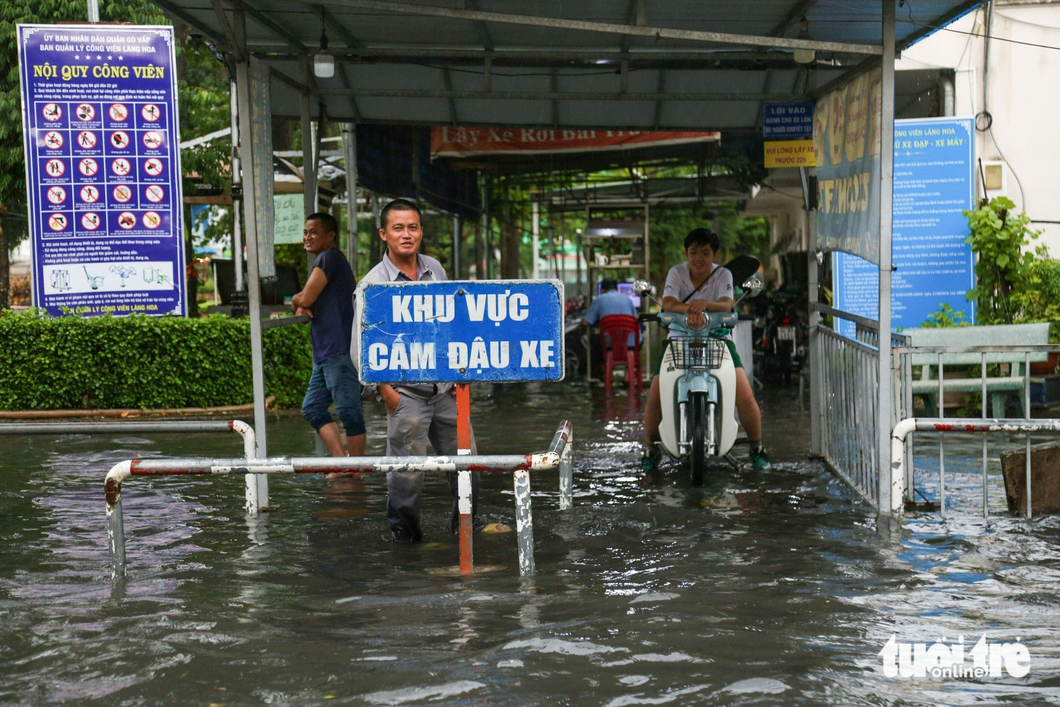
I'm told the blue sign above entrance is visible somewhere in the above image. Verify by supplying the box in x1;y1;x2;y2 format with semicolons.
761;101;815;140
17;24;186;316
357;280;565;384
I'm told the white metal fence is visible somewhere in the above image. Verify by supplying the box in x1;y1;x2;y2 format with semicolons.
811;304;907;510
891;344;1060;518
811;308;1060;517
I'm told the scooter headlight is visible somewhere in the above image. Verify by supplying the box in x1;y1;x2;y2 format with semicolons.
686;316;708;333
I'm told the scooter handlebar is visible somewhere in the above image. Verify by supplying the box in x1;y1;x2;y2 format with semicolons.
657;310;737;333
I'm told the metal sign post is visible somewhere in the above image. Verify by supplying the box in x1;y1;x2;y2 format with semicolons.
358;279;565;573
455;383;473;574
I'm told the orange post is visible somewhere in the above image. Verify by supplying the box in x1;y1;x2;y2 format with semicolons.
456;384;472;454
456;384;473;574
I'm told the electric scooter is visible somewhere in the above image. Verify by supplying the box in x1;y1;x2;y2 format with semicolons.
634;256;763;486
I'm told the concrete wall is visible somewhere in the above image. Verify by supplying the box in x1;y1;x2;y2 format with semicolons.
742;169;808;286
897;2;1060;254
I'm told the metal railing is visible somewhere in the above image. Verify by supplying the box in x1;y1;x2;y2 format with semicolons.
106;420;575;578
891;417;1060;518
812;304;907;508
0;419;267;516
891;344;1060;517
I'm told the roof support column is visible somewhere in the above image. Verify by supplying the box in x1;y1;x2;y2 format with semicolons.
342;122;358;273
300;55;319;275
878;0;896;515
234;35;270;509
230;78;244;292
452;214;461;277
532;198;540;279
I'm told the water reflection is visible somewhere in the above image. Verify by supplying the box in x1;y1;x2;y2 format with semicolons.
0;387;1057;703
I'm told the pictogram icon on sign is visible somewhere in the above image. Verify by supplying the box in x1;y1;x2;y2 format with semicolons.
109;104;128;122
46;186;67;205
77;131;97;149
42;103;62;122
113;185;132;203
143;211;162;229
141;104;161;122
43;131;64;150
144;184;165;203
110;131;130;150
44;159;65;177
81;212;101;230
118;211;137;230
80;185;100;203
143;158;164;177
111;158;132;177
48;213;68;231
79;158;99;176
142;131;163;150
75;103;95;122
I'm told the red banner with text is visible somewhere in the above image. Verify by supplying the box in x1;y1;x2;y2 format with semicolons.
431;127;720;158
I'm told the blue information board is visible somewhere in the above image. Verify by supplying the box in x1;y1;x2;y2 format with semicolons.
357;280;565;384
833;117;976;338
17;24;186;316
761;102;815;140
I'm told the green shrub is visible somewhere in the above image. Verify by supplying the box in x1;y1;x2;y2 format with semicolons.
963;196;1042;324
0;311;313;410
1012;258;1060;342
920;302;972;328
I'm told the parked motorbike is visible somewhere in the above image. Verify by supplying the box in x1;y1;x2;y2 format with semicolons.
760;293;806;386
634;256;763;485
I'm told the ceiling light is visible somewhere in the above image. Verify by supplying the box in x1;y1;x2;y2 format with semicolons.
315;9;335;78
793;17;816;65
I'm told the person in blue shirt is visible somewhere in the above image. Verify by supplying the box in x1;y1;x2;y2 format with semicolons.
292;212;367;458
584;278;638;349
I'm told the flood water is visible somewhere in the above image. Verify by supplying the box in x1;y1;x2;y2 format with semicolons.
2;383;1059;705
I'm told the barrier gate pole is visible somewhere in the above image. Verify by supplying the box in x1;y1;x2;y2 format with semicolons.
456;384;474;574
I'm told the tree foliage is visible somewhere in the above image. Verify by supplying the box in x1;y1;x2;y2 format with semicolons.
963;196;1042;324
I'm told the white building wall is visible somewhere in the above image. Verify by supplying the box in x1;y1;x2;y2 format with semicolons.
898;2;1060;254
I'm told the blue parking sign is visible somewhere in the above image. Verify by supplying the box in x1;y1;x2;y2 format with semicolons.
357;280;565;384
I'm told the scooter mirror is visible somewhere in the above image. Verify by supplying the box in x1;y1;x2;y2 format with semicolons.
632;279;655;297
742;277;764;297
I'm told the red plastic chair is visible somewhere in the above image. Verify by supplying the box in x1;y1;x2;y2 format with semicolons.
599;314;642;394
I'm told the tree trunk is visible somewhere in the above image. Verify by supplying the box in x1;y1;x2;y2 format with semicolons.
500;222;520;279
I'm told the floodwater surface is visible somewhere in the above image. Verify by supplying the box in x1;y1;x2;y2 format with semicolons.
1;383;1059;705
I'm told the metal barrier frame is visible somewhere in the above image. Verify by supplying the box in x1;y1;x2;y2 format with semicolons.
105;420;574;578
0;419;266;517
891;417;1060;518
892;344;1060;518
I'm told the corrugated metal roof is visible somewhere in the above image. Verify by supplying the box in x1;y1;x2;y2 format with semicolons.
154;0;985;130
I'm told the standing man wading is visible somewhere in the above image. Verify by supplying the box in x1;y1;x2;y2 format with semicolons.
642;228;772;472
353;199;481;544
293;212;367;458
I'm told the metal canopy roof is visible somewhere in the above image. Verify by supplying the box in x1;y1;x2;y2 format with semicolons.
155;0;983;132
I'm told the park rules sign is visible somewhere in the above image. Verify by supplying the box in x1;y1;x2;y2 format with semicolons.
357;280;565;384
17;24;186;316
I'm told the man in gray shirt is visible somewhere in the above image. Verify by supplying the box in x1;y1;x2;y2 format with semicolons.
353;198;480;543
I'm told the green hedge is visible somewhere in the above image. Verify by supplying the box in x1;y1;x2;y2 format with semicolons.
0;311;313;410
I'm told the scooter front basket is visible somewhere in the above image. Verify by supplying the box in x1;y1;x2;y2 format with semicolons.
669;337;726;370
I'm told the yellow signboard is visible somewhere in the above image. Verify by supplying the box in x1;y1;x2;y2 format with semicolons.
764;139;816;168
